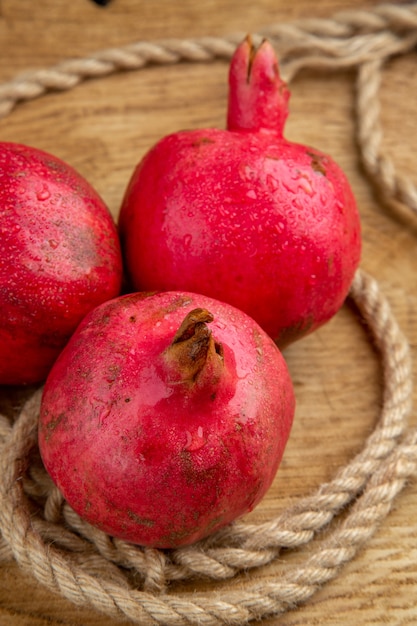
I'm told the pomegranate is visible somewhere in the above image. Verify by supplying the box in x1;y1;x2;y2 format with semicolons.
0;142;123;385
39;291;295;548
118;36;361;347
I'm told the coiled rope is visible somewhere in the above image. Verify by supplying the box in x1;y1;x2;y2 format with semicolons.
0;3;416;624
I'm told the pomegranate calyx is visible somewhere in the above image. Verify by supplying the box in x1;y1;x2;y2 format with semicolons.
227;35;290;135
164;308;224;386
245;34;257;83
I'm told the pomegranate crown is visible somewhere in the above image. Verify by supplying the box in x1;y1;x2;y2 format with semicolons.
227;35;290;136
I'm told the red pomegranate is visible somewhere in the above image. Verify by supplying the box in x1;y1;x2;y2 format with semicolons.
0;142;122;385
119;36;361;347
39;290;295;548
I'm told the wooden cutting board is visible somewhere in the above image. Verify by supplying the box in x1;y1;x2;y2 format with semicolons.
1;1;416;624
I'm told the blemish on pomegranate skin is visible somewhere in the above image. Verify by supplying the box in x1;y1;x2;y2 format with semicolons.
192;136;216;147
43;412;66;441
127;510;155;527
307;150;327;176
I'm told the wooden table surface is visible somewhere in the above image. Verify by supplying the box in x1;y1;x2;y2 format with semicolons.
1;1;416;624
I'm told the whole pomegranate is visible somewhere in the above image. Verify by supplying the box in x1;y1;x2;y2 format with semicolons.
0;142;123;385
119;36;361;347
39;291;295;548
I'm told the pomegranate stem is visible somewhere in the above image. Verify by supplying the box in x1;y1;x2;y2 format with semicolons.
164;308;224;385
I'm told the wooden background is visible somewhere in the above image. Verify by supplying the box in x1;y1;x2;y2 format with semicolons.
1;0;416;624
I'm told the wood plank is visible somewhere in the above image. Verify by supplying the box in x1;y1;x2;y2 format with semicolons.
1;1;416;624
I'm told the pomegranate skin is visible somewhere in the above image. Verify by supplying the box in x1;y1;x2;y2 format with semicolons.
119;38;361;347
0;142;123;385
39;291;295;548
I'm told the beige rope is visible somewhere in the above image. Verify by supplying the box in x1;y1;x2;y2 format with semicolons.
356;58;417;218
0;3;417;624
0;270;414;624
0;3;416;117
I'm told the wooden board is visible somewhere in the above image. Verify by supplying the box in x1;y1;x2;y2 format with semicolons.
1;1;416;624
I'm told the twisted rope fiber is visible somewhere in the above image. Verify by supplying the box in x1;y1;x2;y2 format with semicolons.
356;58;417;218
0;3;417;118
0;268;412;591
0;3;417;624
0;270;415;625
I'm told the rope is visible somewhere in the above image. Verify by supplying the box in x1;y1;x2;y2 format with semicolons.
0;270;414;624
0;2;416;623
0;3;416;116
356;58;417;217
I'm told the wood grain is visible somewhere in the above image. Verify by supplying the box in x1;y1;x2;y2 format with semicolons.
1;1;416;624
